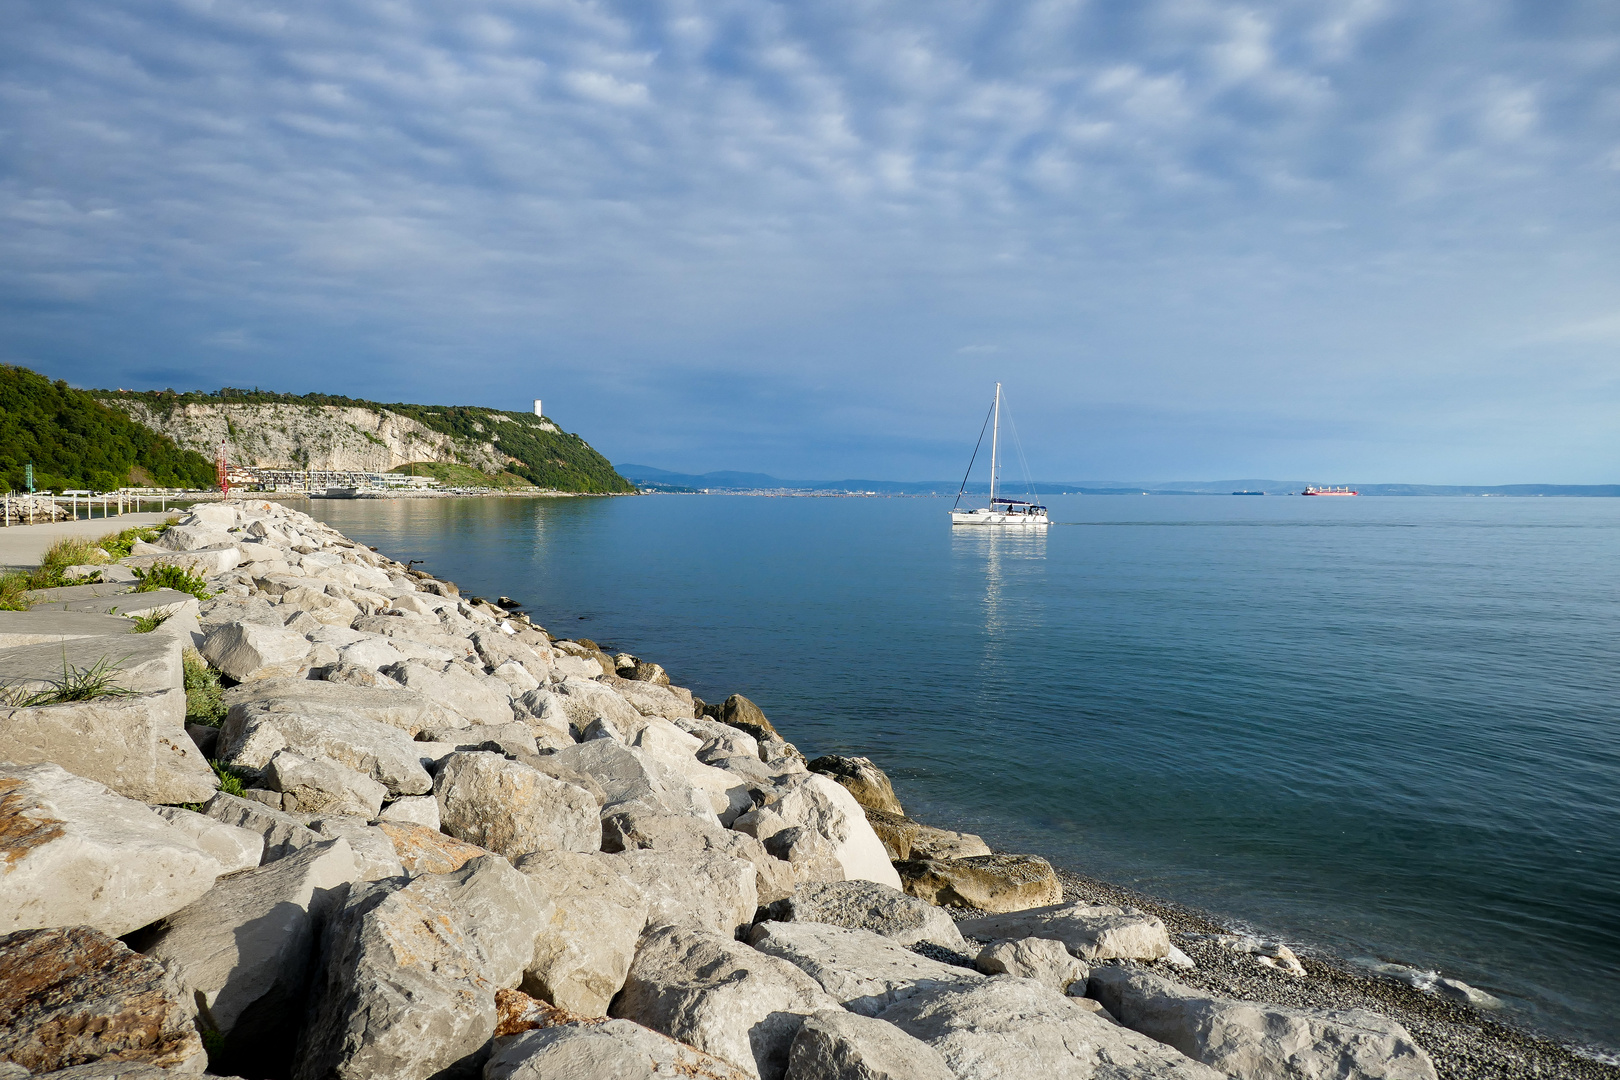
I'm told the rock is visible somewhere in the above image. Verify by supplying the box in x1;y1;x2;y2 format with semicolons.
224;675;457;737
136;839;357;1068
785;1009;955;1080
758;737;807;773
958;901;1172;962
383;660;514;726
306;816;406;880
1436;977;1502;1009
974;937;1089;993
185;722;219;757
434;751;600;858
766;880;967;952
124;546;242;578
511;849;648;1016
713;694;778;740
735;774;901;890
220;700;434;796
150;805;264;874
0;688;217;805
509;689;573;749
265;750;388;817
201;621;316;682
418;721;538;757
551;676;644;734
610;924;840;1080
599;675;693;720
626;660;670;685
748;922;984;1017
199;792;322;863
602;805;796;907
377;794;441;829
0;925;206;1075
1088;966;1439;1080
806;756;903;815
548;739;718;824
486;1015;750;1080
375;820;491;875
896;853;1061;913
877;978;1223;1080
603;848;758;939
1188;933;1305;976
0;763;222;937
294;855;549;1080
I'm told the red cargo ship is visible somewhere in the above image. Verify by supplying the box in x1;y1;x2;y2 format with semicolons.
1302;486;1358;496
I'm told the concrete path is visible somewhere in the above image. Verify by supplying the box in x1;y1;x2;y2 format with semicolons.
0;513;175;569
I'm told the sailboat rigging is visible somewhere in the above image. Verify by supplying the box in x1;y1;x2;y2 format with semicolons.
950;383;1049;527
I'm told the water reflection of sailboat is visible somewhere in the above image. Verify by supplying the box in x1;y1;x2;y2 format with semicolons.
953;526;1047;638
951;382;1050;527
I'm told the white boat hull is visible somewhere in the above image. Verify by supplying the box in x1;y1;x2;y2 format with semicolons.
950;510;1049;526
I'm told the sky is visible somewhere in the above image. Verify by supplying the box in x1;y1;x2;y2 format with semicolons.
2;1;1618;483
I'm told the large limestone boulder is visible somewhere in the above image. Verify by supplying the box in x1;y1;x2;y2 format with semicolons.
878;978;1224;1080
0;688;217;805
383;659;514;726
611;925;841;1080
0;763;221;937
434;751;600;858
864;809;992;861
265;750;388;817
735;774;901;890
957;901;1172;962
151;805;264;874
595;713;753;823
975;937;1089;993
305;816;406;881
0;925;206;1075
220;701;433;796
896;853;1061;912
125;546;243;577
376;820;490;875
766;880;967;952
603;805;796;906
1088;967;1440;1080
199;792;322;863
224;677;455;736
806;756;903;815
786;1009;955;1080
487;1016;749;1080
599;675;695;720
377;793;440;829
201;621;317;682
294;855;550;1080
748;922;983;1016
549;738;719;824
603;848;759;939
511;849;649;1016
712;693;778;740
551;675;644;733
137;839;357;1069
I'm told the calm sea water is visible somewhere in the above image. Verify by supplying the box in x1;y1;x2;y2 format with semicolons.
304;493;1620;1049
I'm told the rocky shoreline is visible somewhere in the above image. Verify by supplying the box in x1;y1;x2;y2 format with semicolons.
0;501;1612;1080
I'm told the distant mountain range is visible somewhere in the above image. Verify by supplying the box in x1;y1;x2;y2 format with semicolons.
616;465;1620;497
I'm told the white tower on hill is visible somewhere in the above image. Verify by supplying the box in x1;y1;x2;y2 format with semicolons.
533;399;543;418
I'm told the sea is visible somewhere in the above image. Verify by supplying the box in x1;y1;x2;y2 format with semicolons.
302;492;1620;1052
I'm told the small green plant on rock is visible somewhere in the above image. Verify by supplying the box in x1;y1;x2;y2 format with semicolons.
183;648;226;726
99;524;167;560
0;654;133;708
131;608;174;633
208;758;246;797
132;563;212;601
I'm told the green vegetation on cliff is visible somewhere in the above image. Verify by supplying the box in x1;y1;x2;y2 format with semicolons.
388;461;532;489
0;366;216;492
100;386;634;494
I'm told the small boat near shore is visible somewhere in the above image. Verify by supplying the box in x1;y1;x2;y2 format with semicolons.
1303;486;1358;496
950;382;1049;527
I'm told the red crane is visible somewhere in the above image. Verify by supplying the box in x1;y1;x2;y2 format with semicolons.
216;439;231;496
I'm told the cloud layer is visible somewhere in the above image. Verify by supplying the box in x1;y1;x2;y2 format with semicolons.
3;0;1617;480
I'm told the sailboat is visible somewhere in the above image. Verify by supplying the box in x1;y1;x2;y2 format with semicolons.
950;383;1050;527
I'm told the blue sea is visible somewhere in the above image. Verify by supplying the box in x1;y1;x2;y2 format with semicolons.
304;493;1620;1051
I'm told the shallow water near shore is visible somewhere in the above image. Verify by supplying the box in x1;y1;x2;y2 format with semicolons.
303;493;1620;1051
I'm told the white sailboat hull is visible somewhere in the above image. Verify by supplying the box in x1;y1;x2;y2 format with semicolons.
950;509;1049;526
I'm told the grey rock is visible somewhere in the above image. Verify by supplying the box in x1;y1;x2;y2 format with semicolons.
138;838;357;1060
551;675;645;734
294;855;549;1080
748;921;983;1016
200;791;323;863
1089;966;1439;1080
265;750;388;817
511;849;649;1016
603;848;758;939
735;774;900;889
0;627;182;695
602;805;796;907
785;1009;954;1080
0;687;217;805
150;805;264;874
307;816;407;880
220;700;433;796
434;751;599;858
805;756;903;815
201;621;316;682
975;937;1090;993
377;794;441;829
878;977;1224;1080
418;721;538;757
548;738;718;824
486;1017;750;1080
611;924;841;1080
958;901;1172;961
599;674;694;720
895;853;1062;913
0;925;206;1075
0;763;221;937
767;880;967;952
223;676;455;737
383;659;513;726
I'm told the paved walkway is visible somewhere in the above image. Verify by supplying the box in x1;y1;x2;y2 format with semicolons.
0;513;175;569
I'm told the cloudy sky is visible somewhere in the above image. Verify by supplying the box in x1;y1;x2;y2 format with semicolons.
3;1;1617;482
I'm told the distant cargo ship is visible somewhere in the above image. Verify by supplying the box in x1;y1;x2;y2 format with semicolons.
1302;486;1358;496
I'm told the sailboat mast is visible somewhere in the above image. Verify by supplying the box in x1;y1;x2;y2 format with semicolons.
989;382;1001;509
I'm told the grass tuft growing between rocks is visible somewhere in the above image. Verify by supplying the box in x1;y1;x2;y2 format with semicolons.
130;608;174;633
208;759;246;797
183;648;226;726
98;523;167;560
133;562;212;601
0;653;134;707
